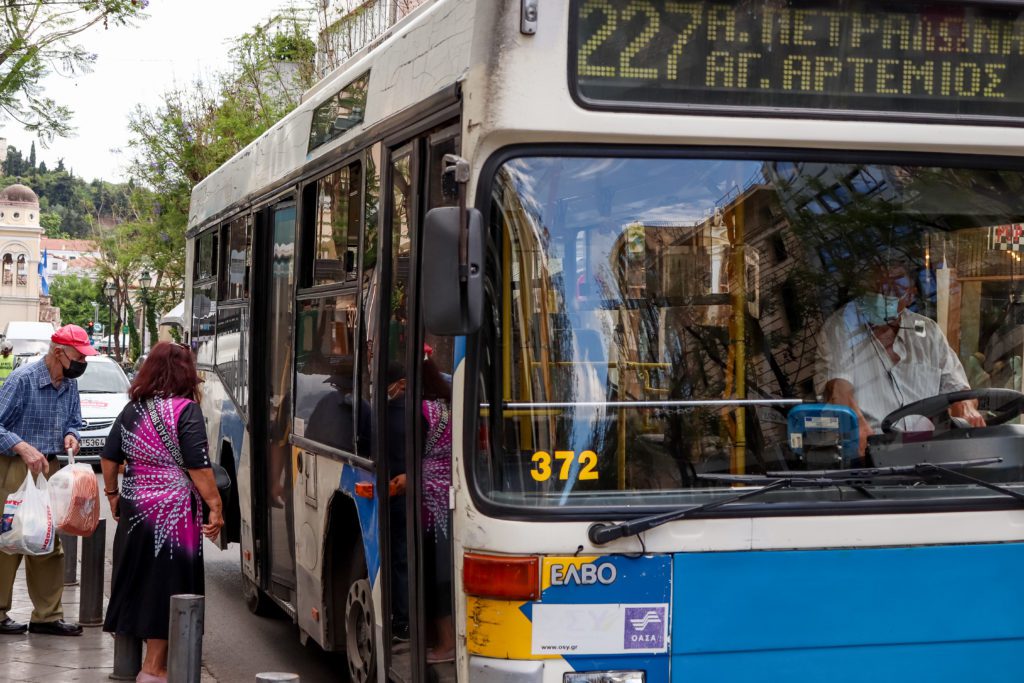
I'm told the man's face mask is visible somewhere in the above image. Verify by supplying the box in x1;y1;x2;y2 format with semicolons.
859;271;913;326
857;292;902;326
60;350;87;379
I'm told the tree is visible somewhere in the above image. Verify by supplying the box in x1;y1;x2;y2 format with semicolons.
48;274;99;329
39;211;67;238
4;145;23;175
0;1;147;142
121;14;316;300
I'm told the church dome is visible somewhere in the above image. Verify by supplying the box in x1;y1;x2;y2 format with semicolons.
0;184;38;206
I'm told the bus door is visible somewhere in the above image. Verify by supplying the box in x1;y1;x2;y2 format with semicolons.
378;121;460;683
252;199;298;607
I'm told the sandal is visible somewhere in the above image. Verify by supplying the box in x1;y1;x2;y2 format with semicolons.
136;673;167;683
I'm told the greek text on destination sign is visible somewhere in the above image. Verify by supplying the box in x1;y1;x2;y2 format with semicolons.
572;0;1024;122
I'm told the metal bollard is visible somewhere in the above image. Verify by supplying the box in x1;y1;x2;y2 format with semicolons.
109;634;143;680
167;594;204;683
79;519;106;626
255;675;300;682
60;533;78;585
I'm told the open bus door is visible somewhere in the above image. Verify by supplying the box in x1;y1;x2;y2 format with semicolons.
248;198;299;613
378;122;460;683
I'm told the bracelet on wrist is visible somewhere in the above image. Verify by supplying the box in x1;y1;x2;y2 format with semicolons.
104;489;119;496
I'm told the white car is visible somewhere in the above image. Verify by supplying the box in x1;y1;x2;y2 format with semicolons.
15;354;130;464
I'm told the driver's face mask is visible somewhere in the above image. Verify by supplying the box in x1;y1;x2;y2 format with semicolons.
857;291;902;326
859;272;913;326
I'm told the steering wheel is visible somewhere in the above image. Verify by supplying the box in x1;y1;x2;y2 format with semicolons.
879;388;1024;433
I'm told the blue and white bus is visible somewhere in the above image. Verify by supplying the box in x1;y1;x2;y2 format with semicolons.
186;1;1024;681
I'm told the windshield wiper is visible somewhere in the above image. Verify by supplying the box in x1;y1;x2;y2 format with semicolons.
587;458;1019;545
588;477;831;545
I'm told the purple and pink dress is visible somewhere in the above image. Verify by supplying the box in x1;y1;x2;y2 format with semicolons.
101;396;211;640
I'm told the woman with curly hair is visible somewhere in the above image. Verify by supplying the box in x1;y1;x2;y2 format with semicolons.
100;342;223;683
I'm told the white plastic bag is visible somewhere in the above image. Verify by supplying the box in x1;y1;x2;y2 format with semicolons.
0;472;55;556
49;463;99;536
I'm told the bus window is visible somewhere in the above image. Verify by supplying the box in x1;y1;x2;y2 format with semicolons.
480;155;1024;509
215;305;246;409
196;229;218;281
221;216;249;301
358;143;381;459
295;293;362;453
312;162;362;286
383;146;414;656
192;281;216;367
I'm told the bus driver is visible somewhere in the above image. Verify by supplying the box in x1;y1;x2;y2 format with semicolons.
814;251;985;455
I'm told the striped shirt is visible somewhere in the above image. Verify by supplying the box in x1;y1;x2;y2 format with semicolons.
0;360;83;456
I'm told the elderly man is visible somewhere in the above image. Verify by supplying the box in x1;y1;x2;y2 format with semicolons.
0;325;94;637
815;252;984;455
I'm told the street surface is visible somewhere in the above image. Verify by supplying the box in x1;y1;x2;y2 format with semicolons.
203;541;347;682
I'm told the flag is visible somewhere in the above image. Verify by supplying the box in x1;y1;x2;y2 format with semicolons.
38;249;48;296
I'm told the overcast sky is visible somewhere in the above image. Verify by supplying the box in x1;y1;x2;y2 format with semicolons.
3;0;300;183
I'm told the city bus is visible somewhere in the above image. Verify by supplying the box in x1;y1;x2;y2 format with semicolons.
185;1;1024;681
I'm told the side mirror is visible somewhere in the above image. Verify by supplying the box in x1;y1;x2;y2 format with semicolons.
421;206;483;335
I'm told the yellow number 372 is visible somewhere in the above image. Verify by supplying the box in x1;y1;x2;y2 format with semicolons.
530;450;599;482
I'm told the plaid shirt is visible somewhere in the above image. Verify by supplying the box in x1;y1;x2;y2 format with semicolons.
0;360;82;456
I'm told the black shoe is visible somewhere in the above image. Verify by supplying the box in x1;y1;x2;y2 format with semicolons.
392;622;410;642
0;617;26;634
28;620;83;636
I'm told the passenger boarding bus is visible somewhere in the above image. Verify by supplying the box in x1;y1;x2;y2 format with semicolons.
185;1;1024;681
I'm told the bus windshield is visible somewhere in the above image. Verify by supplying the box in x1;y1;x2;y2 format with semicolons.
478;153;1024;510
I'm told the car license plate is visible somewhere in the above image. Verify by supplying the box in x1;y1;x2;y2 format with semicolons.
81;437;105;449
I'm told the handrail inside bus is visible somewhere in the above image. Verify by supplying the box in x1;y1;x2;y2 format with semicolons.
494;399;803;409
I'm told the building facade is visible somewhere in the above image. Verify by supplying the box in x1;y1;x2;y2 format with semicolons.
0;184;49;326
42;237;100;279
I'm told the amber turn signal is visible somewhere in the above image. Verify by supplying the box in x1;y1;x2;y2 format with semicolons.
463;553;539;600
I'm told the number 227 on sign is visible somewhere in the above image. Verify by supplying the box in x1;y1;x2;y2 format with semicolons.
530;450;599;482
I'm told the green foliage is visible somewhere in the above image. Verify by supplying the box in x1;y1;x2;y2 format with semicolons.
120;9;316;300
0;0;146;142
49;274;100;329
1;144;137;237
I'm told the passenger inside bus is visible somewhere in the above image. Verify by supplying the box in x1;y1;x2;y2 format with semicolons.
815;249;985;454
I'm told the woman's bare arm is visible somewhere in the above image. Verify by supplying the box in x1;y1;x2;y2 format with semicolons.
188;468;224;541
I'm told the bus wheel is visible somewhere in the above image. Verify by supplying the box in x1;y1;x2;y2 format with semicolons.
345;578;375;683
242;573;281;618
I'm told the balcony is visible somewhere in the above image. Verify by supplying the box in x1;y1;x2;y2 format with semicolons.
316;0;427;77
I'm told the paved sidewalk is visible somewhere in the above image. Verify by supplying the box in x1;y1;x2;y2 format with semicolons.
0;535;117;682
0;534;218;683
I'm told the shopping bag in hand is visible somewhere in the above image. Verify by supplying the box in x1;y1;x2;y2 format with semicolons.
49;451;99;536
0;472;55;555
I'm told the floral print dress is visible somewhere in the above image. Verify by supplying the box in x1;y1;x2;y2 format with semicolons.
101;397;211;640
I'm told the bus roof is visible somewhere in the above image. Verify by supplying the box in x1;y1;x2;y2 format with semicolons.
187;0;474;233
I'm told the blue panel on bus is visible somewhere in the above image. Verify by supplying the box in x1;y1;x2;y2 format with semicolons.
340;464;380;586
524;554;672;681
670;543;1024;682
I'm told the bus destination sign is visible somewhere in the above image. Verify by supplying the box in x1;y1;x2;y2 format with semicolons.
572;0;1024;122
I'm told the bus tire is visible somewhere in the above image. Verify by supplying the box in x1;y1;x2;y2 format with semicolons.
241;544;283;618
345;577;375;683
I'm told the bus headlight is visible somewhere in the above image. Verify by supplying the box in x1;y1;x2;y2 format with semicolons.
563;672;645;683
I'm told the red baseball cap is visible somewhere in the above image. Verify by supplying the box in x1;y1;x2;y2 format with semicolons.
51;325;98;356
